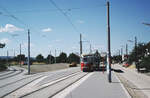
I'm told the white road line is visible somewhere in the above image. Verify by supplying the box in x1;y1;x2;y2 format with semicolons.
52;72;94;98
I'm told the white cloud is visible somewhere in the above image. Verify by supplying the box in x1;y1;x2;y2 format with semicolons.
0;24;24;33
77;20;84;24
0;38;10;44
42;28;52;32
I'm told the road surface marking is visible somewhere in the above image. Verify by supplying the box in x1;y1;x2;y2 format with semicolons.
52;72;94;98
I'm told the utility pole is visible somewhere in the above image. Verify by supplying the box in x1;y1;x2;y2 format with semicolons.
49;51;51;64
121;47;123;62
80;33;82;56
55;49;56;63
14;49;15;57
106;1;112;83
28;29;30;75
135;36;137;59
20;44;21;67
121;47;123;56
126;44;128;55
135;36;138;64
90;44;92;54
135;36;139;71
135;36;137;52
119;50;120;56
7;50;9;66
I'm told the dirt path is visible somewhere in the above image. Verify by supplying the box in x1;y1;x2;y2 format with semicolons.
21;63;70;73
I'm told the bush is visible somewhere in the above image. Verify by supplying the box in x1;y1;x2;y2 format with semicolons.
0;63;7;71
137;56;150;71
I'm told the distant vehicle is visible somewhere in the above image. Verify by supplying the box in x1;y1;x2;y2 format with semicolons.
22;61;32;65
69;62;77;67
81;54;100;72
122;62;129;67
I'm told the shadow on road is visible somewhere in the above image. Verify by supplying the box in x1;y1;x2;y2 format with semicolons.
138;69;150;73
131;87;150;90
112;68;124;73
111;81;121;83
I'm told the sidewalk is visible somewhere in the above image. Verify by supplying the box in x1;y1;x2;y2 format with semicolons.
113;64;150;98
57;71;130;98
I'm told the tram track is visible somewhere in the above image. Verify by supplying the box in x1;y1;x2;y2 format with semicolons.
0;74;35;88
0;70;80;89
0;71;15;77
2;70;81;98
1;75;44;98
0;69;23;80
0;67;17;77
49;72;89;98
20;71;88;98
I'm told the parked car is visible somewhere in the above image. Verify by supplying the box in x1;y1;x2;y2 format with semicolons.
69;62;77;67
122;62;129;67
23;61;32;65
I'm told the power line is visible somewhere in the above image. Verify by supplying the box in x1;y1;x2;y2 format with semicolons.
4;5;105;14
48;0;80;33
0;5;28;28
0;5;42;38
7;8;79;14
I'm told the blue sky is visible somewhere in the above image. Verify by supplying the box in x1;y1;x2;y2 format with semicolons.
0;0;150;57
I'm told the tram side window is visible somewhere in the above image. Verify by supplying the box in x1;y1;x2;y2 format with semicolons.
83;57;88;62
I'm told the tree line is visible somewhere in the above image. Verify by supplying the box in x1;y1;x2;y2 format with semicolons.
112;41;150;71
0;52;80;65
35;52;80;64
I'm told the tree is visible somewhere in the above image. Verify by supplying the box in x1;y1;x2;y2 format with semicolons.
112;55;122;63
0;43;5;48
94;50;101;57
94;50;101;63
128;43;147;64
16;54;26;62
0;59;7;71
68;53;80;64
36;54;44;63
0;43;7;70
128;41;150;71
46;54;54;64
59;52;67;63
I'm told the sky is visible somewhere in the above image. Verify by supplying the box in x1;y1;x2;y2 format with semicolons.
0;0;150;57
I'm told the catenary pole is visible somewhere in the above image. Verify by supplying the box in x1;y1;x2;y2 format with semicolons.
107;1;112;83
28;29;30;75
20;44;21;67
80;33;82;56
